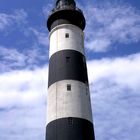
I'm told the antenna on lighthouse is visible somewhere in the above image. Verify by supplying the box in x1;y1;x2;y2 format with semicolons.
56;0;76;8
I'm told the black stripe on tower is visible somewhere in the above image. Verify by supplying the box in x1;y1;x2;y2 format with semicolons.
46;117;95;140
48;50;89;87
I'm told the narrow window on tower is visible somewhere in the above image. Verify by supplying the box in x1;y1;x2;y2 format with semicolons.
65;33;69;38
67;84;71;91
66;56;70;63
68;117;73;125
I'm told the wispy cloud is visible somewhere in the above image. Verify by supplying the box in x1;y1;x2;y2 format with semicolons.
0;46;48;72
0;67;48;109
0;53;140;140
0;66;47;139
0;107;46;140
0;66;48;139
29;28;49;47
0;1;140;140
88;53;140;140
42;0;53;19
83;2;140;52
0;9;28;31
0;9;49;72
88;53;140;91
0;47;27;71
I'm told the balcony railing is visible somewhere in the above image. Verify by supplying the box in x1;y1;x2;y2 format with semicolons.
50;5;83;15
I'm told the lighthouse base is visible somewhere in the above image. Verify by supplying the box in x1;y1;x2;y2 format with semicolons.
46;117;95;140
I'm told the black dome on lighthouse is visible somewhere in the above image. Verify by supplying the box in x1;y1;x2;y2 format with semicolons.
47;0;86;31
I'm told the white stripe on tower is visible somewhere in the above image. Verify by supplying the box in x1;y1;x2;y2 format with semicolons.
46;0;95;140
47;80;92;124
49;24;85;58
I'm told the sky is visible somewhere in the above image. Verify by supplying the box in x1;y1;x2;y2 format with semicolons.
0;0;140;140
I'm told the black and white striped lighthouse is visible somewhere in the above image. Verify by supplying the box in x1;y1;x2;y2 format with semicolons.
46;0;95;139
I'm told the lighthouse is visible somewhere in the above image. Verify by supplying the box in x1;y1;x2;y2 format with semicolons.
46;0;95;139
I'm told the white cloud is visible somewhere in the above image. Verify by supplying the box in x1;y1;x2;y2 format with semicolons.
0;107;46;140
0;66;48;109
88;53;140;92
42;1;53;19
0;9;27;31
0;66;47;140
0;47;27;71
0;46;48;72
83;2;140;52
86;39;111;52
0;1;140;139
29;28;49;47
0;53;140;140
87;53;140;140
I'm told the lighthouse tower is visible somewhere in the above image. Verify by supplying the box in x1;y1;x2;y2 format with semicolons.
46;0;95;139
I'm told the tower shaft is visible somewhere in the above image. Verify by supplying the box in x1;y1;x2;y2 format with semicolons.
46;0;95;140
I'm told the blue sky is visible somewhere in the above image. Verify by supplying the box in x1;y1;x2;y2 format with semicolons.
0;0;140;140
